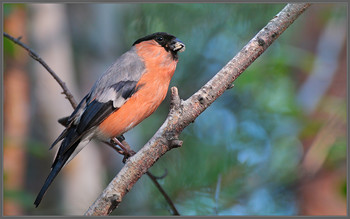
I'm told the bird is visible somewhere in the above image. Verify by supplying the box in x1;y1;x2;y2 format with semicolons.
34;32;185;207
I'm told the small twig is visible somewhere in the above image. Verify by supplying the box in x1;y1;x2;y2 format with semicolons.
3;32;78;109
146;171;180;215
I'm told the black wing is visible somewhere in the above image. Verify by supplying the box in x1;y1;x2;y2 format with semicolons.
61;80;140;154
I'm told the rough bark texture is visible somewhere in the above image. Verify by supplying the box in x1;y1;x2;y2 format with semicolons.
85;3;311;216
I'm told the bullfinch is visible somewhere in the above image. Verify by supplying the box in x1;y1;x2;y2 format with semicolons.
34;32;185;207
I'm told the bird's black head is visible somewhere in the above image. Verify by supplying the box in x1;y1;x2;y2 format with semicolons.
133;32;185;60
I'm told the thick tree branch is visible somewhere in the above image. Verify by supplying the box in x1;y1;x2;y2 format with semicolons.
85;3;311;216
107;139;180;215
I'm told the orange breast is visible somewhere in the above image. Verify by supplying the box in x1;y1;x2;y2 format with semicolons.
98;40;178;138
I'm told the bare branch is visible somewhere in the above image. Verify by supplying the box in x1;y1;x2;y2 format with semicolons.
3;32;78;109
85;3;311;216
146;172;180;215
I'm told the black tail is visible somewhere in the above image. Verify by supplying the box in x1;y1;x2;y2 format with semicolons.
34;158;66;207
34;132;81;207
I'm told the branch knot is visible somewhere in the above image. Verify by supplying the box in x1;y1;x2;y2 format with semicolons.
169;86;181;112
107;194;120;214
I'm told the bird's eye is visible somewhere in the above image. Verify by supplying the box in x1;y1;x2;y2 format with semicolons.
156;36;164;42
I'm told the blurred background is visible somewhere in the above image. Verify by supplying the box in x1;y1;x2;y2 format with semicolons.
3;3;347;216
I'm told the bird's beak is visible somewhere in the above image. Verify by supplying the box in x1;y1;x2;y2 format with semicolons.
170;38;185;53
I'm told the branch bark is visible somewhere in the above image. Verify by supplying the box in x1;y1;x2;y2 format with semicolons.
85;3;311;216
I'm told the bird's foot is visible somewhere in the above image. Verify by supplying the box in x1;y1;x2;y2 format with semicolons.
111;136;135;163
